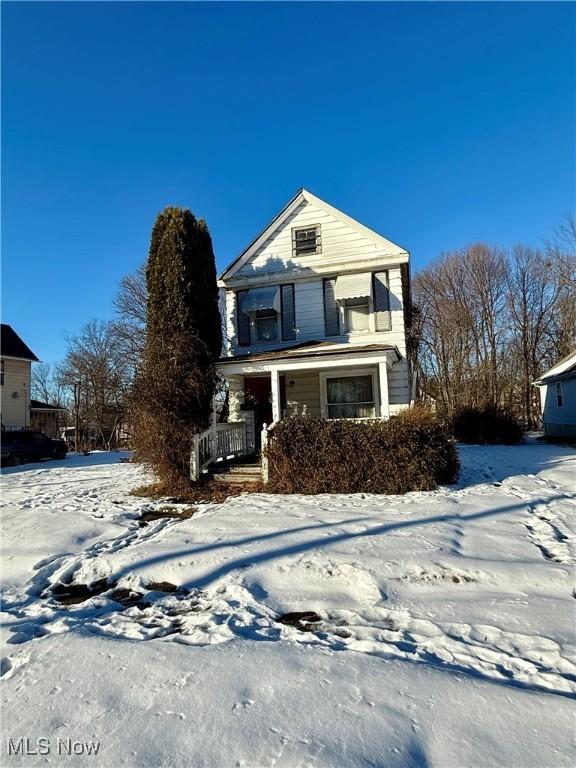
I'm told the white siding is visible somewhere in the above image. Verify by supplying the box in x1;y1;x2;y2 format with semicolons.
285;371;321;418
224;265;407;359
1;358;32;428
220;196;411;411
235;200;404;276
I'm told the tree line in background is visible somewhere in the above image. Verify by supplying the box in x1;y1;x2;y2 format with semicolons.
33;214;575;452
412;216;576;427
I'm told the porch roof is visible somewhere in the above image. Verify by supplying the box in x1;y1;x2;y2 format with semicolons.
217;340;400;368
31;399;66;412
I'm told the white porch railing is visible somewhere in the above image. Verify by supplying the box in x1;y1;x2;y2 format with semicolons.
190;421;250;481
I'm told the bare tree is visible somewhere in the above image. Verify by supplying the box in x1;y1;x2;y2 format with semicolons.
504;246;565;426
31;362;68;407
112;263;147;370
63;320;131;450
414;238;574;426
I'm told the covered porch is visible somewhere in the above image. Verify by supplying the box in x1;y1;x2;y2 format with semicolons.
191;342;401;480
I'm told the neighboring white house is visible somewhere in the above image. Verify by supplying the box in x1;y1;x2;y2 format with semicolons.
191;189;412;479
534;351;576;439
1;324;39;430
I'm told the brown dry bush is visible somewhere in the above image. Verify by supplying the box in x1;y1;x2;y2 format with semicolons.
452;405;523;445
265;408;459;495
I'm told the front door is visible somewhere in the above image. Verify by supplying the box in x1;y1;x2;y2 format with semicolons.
244;375;286;450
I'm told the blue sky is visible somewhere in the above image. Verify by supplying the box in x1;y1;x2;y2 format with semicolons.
2;1;574;365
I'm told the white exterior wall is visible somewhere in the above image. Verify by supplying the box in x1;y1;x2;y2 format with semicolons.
285;371;322;418
220;196;411;414
234;199;404;276
224;266;405;357
223;268;410;413
1;358;32;429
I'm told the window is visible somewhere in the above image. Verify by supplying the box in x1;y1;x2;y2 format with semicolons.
556;382;563;408
344;297;370;332
293;226;321;256
1;360;4;386
255;309;278;342
325;374;375;419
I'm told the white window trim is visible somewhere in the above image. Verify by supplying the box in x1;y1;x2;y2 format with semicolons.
556;382;563;408
252;309;279;343
338;296;375;335
319;368;380;419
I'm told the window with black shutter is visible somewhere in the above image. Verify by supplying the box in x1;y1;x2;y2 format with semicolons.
323;278;340;337
236;290;251;346
281;284;296;341
373;271;391;331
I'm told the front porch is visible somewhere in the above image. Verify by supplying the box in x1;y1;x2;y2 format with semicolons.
190;341;402;481
222;341;399;424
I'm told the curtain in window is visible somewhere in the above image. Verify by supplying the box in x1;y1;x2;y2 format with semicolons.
326;375;375;418
345;299;370;332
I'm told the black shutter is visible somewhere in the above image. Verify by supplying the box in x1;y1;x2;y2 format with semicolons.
281;284;296;341
236;290;251;346
373;271;391;331
323;278;340;337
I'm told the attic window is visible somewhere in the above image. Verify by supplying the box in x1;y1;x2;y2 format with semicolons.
293;226;321;256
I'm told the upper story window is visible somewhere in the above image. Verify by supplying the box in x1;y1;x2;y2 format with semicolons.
344;297;370;332
324;271;391;337
293;226;321;256
235;284;296;346
255;309;278;342
556;382;563;408
334;272;372;333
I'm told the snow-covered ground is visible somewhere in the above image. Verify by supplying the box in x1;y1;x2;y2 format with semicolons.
1;443;575;767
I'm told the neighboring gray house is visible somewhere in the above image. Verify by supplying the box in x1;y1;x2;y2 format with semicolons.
534;351;576;439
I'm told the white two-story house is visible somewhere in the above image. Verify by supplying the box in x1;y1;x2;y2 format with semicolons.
206;189;412;463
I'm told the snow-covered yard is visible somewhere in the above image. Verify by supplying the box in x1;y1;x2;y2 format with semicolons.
1;442;574;767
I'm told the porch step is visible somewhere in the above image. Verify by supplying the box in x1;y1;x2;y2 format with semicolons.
211;473;262;485
208;459;263;485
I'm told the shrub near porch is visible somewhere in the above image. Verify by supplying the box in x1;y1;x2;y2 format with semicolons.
265;409;459;494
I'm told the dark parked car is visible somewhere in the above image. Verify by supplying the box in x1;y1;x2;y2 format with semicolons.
1;431;67;466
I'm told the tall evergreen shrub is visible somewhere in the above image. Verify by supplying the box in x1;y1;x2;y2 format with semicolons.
133;207;222;482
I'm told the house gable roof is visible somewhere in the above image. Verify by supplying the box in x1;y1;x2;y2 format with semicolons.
219;188;408;281
1;324;39;362
534;350;576;385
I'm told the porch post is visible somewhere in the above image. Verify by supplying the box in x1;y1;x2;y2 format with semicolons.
270;368;281;423
378;361;390;419
210;395;218;459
